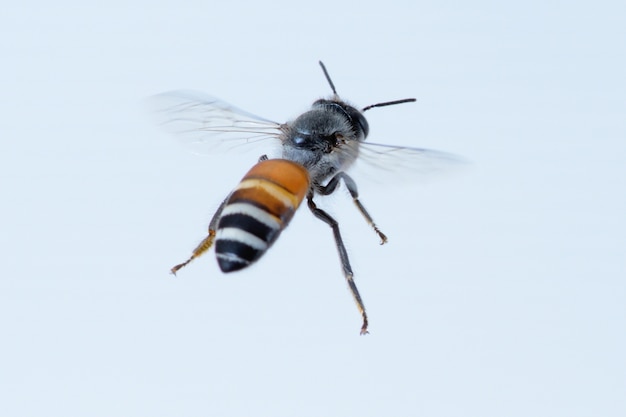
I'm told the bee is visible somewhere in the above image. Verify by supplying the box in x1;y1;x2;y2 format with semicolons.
153;61;461;334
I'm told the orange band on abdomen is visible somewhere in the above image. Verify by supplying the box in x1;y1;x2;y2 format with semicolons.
243;159;310;202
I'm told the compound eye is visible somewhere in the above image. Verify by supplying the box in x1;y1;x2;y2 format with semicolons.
354;111;369;138
292;132;316;149
292;135;307;146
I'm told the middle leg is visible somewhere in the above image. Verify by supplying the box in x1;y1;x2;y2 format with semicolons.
307;193;369;335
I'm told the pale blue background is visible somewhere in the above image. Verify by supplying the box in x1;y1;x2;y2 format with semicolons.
1;1;625;416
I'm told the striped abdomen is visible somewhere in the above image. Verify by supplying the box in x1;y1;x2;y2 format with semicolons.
215;159;310;272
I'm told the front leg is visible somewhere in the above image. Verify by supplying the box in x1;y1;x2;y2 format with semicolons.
316;172;388;244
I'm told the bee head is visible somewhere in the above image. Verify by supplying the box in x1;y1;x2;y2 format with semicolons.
311;99;369;141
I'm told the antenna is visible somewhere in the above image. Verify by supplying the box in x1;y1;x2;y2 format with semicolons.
318;61;416;111
362;98;416;112
318;61;337;95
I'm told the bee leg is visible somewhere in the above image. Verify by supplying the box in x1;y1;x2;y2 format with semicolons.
307;193;369;335
170;196;229;275
317;173;388;245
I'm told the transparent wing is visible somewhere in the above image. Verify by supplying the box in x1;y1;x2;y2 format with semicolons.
149;90;283;156
343;141;468;184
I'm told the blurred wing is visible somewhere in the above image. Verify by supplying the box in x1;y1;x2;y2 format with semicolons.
346;142;468;184
149;90;283;156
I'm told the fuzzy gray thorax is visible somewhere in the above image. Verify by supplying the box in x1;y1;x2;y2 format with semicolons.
281;98;368;186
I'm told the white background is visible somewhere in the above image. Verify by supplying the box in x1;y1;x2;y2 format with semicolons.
2;1;625;416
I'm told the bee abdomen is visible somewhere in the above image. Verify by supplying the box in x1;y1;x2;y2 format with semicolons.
215;159;310;272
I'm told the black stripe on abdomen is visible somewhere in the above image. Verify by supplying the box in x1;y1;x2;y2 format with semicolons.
215;238;263;272
217;212;279;244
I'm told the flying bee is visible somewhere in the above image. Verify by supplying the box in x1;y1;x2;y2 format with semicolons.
153;61;462;335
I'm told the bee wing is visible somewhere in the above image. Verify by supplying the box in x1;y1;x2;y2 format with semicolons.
149;90;283;156
345;141;468;184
